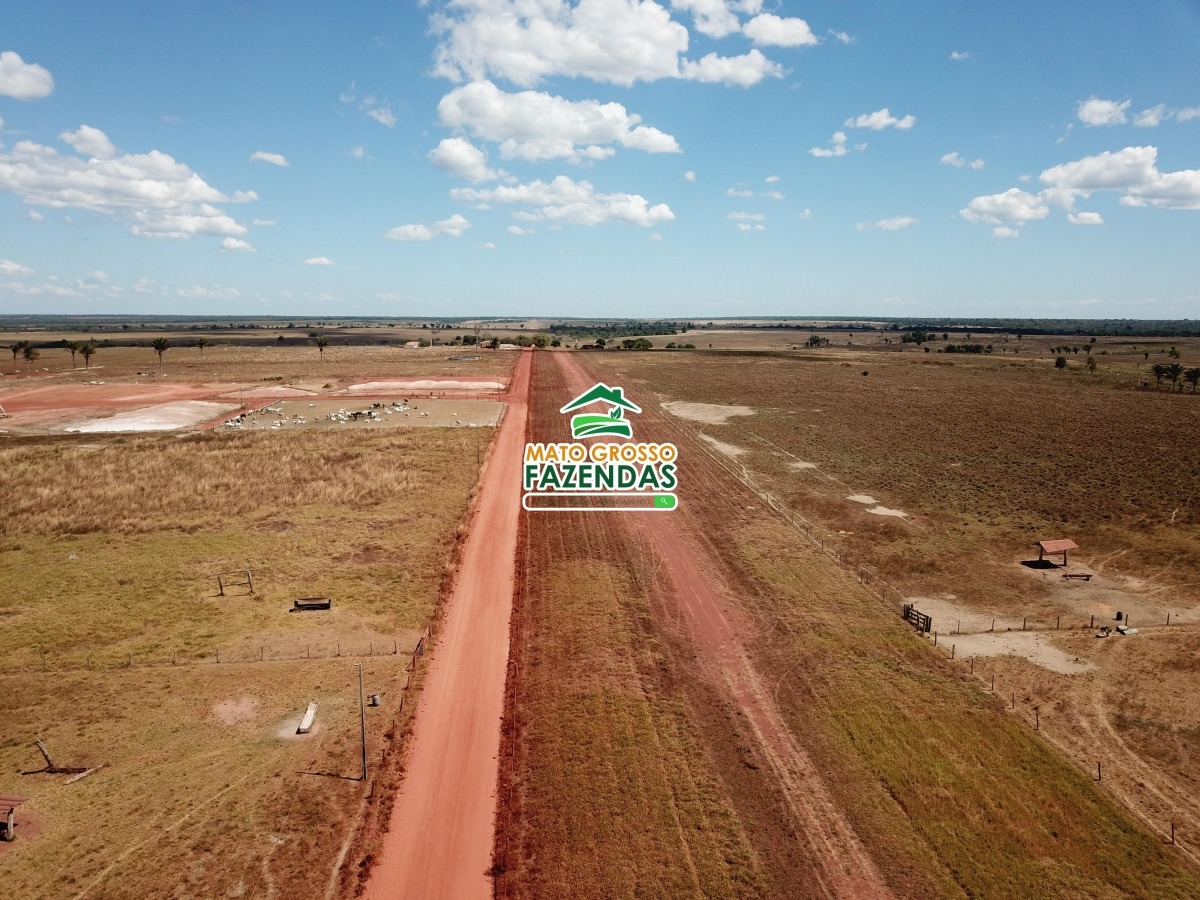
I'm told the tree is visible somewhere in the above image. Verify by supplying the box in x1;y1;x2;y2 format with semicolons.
314;335;329;359
1055;356;1067;369
1086;355;1098;375
80;340;96;369
67;340;82;368
1150;363;1169;388
22;342;40;371
195;337;211;357
1166;362;1185;392
532;333;550;348
1184;367;1200;393
151;337;171;373
9;342;22;369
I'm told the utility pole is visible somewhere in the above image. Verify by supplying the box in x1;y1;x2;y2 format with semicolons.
357;663;368;781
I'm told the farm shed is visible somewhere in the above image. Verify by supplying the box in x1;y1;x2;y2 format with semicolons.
1035;539;1078;566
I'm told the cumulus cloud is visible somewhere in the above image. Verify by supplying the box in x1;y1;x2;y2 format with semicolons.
735;222;765;231
1177;106;1200;122
0;127;254;240
0;258;33;275
60;125;116;159
221;237;256;251
940;151;984;169
385;213;472;241
0;51;54;99
177;284;241;300
743;13;819;47
1067;211;1104;225
670;0;741;39
725;186;753;197
992;226;1019;238
1135;104;1167;128
844;108;915;131
350;146;366;159
959;188;1049;226
304;256;336;265
797;208;812;220
251;150;290;167
251;219;276;226
437;81;679;163
810;131;864;157
507;224;531;235
429;137;508;183
727;211;764;221
856;216;918;231
684;170;696;182
1077;97;1130;126
949;50;970;61
450;175;673;227
367;105;397;127
1040;145;1200;209
431;0;782;87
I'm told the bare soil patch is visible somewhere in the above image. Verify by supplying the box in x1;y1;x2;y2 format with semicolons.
661;400;755;425
697;433;748;458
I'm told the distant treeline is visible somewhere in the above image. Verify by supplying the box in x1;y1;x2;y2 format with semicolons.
548;321;691;339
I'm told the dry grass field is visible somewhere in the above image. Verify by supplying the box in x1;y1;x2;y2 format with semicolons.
588;343;1200;887
495;349;1200;898
0;339;509;898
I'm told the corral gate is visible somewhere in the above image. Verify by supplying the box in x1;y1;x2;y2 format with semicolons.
901;603;932;633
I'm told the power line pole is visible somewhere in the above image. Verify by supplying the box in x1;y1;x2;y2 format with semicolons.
357;663;367;781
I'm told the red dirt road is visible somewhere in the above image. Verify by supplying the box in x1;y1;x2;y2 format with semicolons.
363;349;530;900
553;350;893;899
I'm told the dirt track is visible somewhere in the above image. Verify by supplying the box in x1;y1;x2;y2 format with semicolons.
362;350;530;900
551;351;892;898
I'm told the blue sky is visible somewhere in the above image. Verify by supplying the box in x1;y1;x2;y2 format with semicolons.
2;1;1199;318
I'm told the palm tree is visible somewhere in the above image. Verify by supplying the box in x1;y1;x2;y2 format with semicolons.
151;337;171;374
195;337;210;358
1166;362;1185;392
9;342;21;370
1183;367;1200;393
67;340;82;368
1150;363;1169;388
22;342;40;371
314;334;328;360
80;340;96;369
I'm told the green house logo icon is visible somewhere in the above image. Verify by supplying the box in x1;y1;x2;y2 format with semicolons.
559;383;642;439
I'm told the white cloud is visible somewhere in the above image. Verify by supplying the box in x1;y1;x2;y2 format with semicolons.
810;131;864;157
0;51;54;100
949;50;970;61
670;0;741;39
735;222;765;231
367;105;397;127
507;224;531;235
26;209;43;222
385;213;472;241
762;190;783;200
727;211;764;221
959;188;1049;226
350;146;366;159
304;256;336;265
1039;145;1157;194
743;13;819;47
60;125;116;159
89;269;109;281
0;258;33;275
450;175;673;227
845;108;915;131
680;49;782;86
940;151;984;169
856;215;918;231
797;208;812;220
829;30;853;45
684;170;696;182
221;237;256;252
1177;106;1200;122
1077;97;1130;126
251;219;276;226
0;128;253;240
725;186;754;197
429;137;508;183
764;175;780;184
992;226;1019;238
1067;211;1104;225
1135;104;1167;128
177;284;241;300
251;150;290;167
483;241;497;249
437;81;679;163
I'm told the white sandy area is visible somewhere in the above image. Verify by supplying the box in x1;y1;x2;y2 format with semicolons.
790;461;818;470
868;506;909;517
67;401;238;433
345;379;503;392
699;434;748;457
907;595;1094;674
218;385;315;399
847;494;877;504
662;401;755;425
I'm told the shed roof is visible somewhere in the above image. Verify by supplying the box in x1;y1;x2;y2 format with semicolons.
1037;539;1078;553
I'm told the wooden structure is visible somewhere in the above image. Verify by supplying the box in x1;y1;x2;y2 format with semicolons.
293;596;332;611
902;603;932;633
216;570;254;596
1035;539;1078;566
33;739;87;775
1;796;26;841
